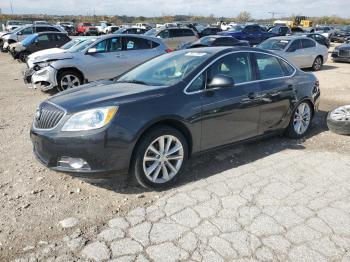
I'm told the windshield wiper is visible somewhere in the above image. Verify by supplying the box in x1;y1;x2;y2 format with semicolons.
117;80;150;85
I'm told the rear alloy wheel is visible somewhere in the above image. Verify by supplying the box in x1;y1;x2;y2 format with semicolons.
131;126;188;189
285;101;312;138
57;71;82;92
327;105;350;135
312;56;323;71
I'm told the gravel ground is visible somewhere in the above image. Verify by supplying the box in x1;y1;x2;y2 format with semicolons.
0;45;349;261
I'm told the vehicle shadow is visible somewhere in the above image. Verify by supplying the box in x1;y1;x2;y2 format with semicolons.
303;65;338;72
80;110;329;194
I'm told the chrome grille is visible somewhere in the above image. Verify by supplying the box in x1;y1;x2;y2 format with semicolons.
339;50;350;57
34;102;65;129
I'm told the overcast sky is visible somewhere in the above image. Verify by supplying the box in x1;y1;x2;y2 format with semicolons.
0;0;348;18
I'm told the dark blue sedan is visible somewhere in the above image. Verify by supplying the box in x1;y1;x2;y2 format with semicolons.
31;47;320;188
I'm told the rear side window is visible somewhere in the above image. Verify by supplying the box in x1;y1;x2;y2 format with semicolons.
55;34;69;41
279;59;295;76
255;53;285;80
124;37;152;50
287;39;302;51
244;26;260;33
170;29;182;38
182;29;195;36
301;39;316;48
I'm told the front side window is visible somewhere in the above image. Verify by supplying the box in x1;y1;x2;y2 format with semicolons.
20;27;34;35
37;34;50;42
108;37;122;52
187;72;205;92
93;40;107;53
207;52;252;84
158;30;170;39
255;53;285;80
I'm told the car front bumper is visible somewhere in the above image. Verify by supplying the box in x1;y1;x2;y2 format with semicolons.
30;125;133;176
30;66;58;91
332;52;350;62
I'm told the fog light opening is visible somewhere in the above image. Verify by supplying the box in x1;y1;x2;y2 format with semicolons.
58;157;91;171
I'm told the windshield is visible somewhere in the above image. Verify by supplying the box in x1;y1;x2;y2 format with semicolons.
9;21;24;26
10;26;24;33
117;51;210;86
197;36;216;45
114;28;126;34
61;39;83;50
68;38;97;52
144;28;159;36
258;39;290;51
21;34;37;46
228;26;243;32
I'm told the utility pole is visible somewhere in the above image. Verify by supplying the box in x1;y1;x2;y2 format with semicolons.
10;0;14;14
268;12;284;19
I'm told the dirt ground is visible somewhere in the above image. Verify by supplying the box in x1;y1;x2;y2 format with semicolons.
0;45;349;261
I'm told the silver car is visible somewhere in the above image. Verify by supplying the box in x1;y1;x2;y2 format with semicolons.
27;34;168;91
1;24;66;51
258;36;328;71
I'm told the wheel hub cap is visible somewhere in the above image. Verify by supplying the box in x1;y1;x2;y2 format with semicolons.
330;105;350;121
143;135;184;184
293;103;311;135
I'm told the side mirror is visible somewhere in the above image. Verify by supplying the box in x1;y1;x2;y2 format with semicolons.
87;48;97;54
287;47;296;52
207;75;235;89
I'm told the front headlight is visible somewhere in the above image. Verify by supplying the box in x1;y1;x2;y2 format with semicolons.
62;106;118;131
36;61;52;68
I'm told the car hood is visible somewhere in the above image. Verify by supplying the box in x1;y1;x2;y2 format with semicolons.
49;81;166;113
32;52;75;64
28;48;63;60
218;31;242;36
336;43;350;50
0;31;9;38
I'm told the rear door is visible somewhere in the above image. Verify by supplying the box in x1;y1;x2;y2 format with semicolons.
122;36;161;70
200;52;261;149
285;39;305;67
80;38;113;80
300;38;317;67
30;33;51;53
253;52;297;135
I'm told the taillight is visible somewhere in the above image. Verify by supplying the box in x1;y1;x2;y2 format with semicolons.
313;80;320;94
165;48;173;53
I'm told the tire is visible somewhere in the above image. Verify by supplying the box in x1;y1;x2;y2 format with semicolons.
18;51;30;63
285;101;313;139
312;56;323;71
130;125;188;189
327;105;350;135
57;70;83;92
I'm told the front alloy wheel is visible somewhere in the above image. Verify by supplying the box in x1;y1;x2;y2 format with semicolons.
143;135;184;184
131;126;188;189
57;70;82;92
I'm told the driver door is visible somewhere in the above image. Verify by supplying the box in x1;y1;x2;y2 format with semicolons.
200;52;261;150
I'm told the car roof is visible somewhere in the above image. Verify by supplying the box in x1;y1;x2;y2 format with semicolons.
175;46;280;56
35;31;68;35
269;35;310;40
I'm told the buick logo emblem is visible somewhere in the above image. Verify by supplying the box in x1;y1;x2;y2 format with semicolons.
35;108;41;120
